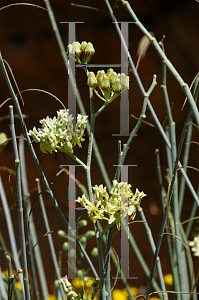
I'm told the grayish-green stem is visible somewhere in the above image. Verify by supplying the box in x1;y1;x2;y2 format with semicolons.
6;255;14;300
161;42;187;300
138;208;168;300
0;176;24;294
155;149;179;300
144;91;197;299
19;140;40;299
35;178;65;300
0;232;21;300
19;137;48;299
104;0;199;206
121;1;199;126
9;105;30;300
0;53;98;280
86;90;106;299
0;265;7;300
115;75;157;180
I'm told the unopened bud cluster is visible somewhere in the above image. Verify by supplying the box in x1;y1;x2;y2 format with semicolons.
76;180;146;229
68;41;95;64
87;68;129;102
28;109;88;154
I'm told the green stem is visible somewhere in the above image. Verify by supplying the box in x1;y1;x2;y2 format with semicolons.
35;179;65;300
121;1;199;126
115;75;157;180
155;149;179;300
144;92;197;299
103;0;199;205
0;52;98;281
6;255;14;300
19;137;48;299
0;177;24;293
161;41;186;300
9;105;30;300
86;90;106;299
138;208;168;300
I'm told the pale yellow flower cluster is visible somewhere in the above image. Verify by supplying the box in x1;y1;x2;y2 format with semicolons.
76;180;146;229
29;109;88;154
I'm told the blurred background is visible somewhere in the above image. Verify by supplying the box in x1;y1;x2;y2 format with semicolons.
0;0;199;294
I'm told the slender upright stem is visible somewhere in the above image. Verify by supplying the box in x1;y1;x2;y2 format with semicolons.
145;97;197;299
9;105;30;300
121;1;199;126
103;1;199;205
19;138;49;299
35;179;65;300
0;52;98;280
6;255;14;300
138;208;168;300
161;42;187;300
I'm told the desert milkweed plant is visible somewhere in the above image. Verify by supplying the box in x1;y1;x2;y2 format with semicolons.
0;1;199;300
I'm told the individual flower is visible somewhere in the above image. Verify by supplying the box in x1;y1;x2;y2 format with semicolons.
92;184;109;207
76;195;105;223
189;235;199;256
76;181;146;230
68;41;95;64
87;69;129;103
28;109;88;154
163;273;173;286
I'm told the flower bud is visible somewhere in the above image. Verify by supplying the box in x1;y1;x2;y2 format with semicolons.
62;242;68;252
68;248;76;258
87;72;97;87
112;78;121;92
72;42;81;55
109;72;118;84
54;280;59;289
80;41;87;50
120;73;129;89
96;70;105;83
77;269;84;277
91;247;98;257
101;75;110;90
107;68;114;75
124;76;129;89
85;42;95;55
77;219;88;228
80;236;87;247
85;230;95;239
58;230;67;238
